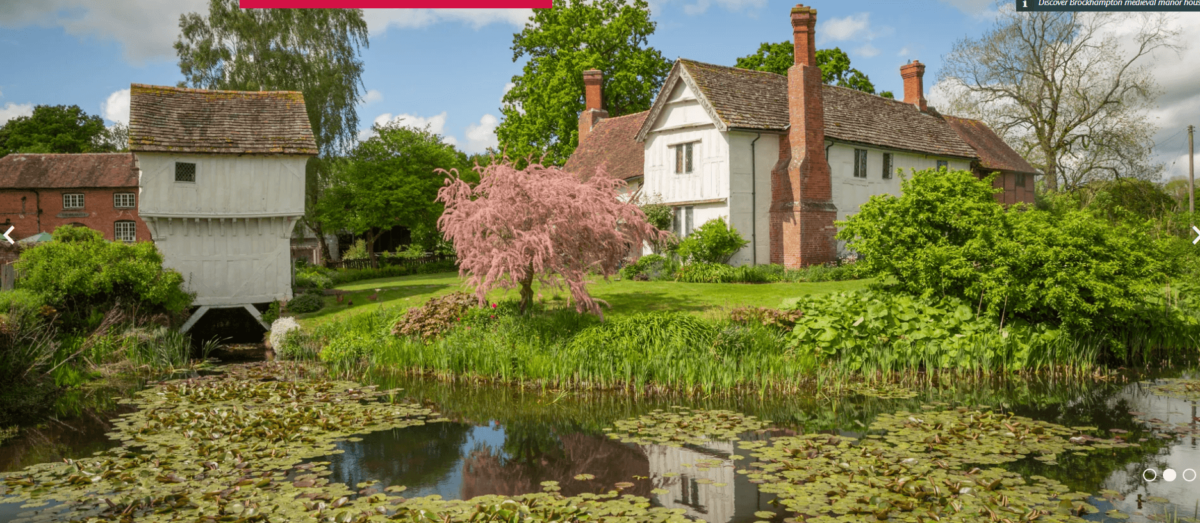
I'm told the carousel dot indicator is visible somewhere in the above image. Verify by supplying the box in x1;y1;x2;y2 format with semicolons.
1163;468;1177;482
1143;469;1158;482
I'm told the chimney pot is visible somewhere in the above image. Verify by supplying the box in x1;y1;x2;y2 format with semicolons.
578;70;609;145
900;60;927;111
791;4;817;68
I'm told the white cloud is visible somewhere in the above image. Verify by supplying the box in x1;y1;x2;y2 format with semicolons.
896;46;911;57
0;102;34;125
363;9;531;34
856;44;880;58
817;12;891;47
0;0;207;63
102;88;130;124
362;90;384;105
464;114;500;154
359;111;451;142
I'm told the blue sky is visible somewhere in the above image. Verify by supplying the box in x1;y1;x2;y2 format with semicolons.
1;0;1196;178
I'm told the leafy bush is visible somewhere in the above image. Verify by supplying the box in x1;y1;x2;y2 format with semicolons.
620;254;679;281
675;217;749;264
781;290;1067;372
342;239;370;260
837;168;1176;334
730;306;804;331
391;292;480;340
295;267;333;290
287;292;325;314
262;301;282;325
15;225;192;330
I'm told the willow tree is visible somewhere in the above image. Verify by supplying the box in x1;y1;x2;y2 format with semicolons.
175;1;369;261
939;9;1180;191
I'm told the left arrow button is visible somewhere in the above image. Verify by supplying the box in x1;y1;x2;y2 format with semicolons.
2;226;12;245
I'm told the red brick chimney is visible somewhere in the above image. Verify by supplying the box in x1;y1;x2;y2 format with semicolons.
900;60;927;111
578;70;609;146
769;5;838;269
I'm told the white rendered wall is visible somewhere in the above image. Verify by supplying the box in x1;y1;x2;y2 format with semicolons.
727;132;778;267
642;82;729;205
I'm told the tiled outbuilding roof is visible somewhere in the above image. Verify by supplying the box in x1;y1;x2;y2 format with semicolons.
564;111;648;181
637;59;1006;161
0;153;138;188
128;84;318;156
944;116;1040;175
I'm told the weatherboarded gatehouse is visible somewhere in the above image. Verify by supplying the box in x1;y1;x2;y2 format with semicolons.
128;84;316;331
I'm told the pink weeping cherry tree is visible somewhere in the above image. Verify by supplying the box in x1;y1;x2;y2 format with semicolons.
437;159;665;319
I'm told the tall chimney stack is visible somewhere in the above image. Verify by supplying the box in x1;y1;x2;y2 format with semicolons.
578;70;609;146
769;5;838;269
900;60;927;111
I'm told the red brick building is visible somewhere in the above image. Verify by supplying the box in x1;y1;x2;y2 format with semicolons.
0;153;150;243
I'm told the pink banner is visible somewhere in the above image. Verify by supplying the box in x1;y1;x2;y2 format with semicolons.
240;0;550;7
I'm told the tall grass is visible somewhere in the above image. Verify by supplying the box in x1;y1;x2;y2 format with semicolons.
282;299;1137;395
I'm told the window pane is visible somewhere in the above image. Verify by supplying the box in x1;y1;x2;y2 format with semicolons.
114;193;136;208
882;153;892;179
685;143;694;173
63;194;84;209
115;221;136;242
936;160;948;170
685;206;694;235
175;162;196;182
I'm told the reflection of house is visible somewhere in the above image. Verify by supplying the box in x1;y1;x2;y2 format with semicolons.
564;4;1039;268
0;153;150;244
129;83;316;329
643;435;778;523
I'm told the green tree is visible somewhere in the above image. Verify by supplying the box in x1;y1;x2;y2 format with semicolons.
318;123;464;262
175;0;369;262
734;44;893;98
496;0;671;166
0;105;112;157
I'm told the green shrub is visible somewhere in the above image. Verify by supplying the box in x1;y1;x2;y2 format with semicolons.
676;217;749;264
295;268;333;290
675;262;734;283
391;292;479;340
319;331;379;371
262;301;282;324
620;254;679;281
287;292;325;313
567;312;719;362
838;168;1177;335
781;290;1070;372
343;239;370;260
15;225;192;330
730;306;804;331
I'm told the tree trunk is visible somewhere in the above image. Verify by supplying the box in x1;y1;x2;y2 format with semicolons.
1042;145;1059;192
518;269;535;314
366;230;380;268
310;221;328;264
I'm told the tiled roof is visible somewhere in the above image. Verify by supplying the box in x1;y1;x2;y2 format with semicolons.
0;153;138;188
128;84;318;156
564;111;648;181
654;59;989;160
944;116;1040;175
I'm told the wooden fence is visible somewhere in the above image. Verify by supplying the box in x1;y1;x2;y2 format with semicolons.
324;254;455;271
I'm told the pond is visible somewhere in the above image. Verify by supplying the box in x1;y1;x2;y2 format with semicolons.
1;365;1198;523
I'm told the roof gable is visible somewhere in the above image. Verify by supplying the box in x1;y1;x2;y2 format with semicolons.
944;116;1039;175
0;153;138;189
128;84;318;156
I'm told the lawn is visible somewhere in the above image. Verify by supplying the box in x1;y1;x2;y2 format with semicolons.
294;271;871;327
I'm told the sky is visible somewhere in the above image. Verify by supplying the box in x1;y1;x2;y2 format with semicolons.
0;0;1196;180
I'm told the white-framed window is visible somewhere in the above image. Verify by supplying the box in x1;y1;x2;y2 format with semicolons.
114;192;136;208
882;153;893;179
853;149;868;178
674;142;695;174
673;206;694;238
63;193;84;209
936;160;949;170
115;221;137;243
175;162;197;183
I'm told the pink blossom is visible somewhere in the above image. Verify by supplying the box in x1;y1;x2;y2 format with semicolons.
437;158;665;320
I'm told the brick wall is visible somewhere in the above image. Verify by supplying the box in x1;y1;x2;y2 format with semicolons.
0;187;151;242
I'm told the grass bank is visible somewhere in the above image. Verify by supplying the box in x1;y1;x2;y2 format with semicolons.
293;271;871;327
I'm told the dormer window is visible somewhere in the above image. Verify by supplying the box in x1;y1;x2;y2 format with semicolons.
674;142;695;174
175;162;196;182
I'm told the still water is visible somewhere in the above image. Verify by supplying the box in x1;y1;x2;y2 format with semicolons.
2;369;1198;522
